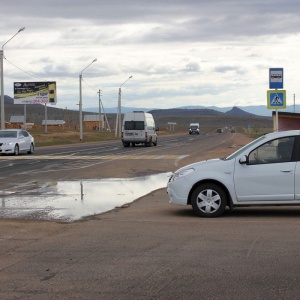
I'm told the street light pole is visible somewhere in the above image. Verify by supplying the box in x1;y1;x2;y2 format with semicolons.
98;89;102;130
1;27;25;130
115;76;133;137
79;58;97;141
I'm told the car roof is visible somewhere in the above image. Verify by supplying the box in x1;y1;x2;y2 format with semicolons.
266;130;300;137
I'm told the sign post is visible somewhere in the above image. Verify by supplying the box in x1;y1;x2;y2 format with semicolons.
267;68;285;132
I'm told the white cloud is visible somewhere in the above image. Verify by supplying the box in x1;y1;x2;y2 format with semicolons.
1;0;300;112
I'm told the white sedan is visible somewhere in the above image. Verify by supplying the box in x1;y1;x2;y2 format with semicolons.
0;129;35;155
167;130;300;217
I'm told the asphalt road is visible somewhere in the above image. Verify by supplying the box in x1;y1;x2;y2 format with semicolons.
0;132;236;189
1;132;300;299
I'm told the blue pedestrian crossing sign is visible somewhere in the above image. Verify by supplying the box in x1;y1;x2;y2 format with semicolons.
267;90;286;109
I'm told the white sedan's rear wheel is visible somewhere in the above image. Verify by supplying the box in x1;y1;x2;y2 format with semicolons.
191;183;227;217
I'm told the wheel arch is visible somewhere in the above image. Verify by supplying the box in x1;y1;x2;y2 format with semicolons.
187;179;233;209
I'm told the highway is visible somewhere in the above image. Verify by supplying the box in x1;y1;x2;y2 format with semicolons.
0;132;236;190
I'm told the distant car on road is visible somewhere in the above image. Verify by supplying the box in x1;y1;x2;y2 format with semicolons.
167;130;300;217
189;123;200;135
0;129;34;155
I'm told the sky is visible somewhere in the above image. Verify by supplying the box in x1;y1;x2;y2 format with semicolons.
1;0;300;112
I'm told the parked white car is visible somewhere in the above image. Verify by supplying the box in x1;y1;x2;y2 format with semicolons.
167;130;300;217
0;129;35;155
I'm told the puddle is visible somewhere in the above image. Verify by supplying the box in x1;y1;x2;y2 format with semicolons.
0;172;172;222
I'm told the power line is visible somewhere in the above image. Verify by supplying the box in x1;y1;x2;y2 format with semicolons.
4;56;47;81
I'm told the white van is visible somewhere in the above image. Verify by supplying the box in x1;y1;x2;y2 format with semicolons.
189;123;200;135
122;111;158;147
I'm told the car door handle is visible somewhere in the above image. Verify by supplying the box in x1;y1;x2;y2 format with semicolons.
280;169;293;173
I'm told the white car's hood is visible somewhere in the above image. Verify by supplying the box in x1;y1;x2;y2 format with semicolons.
176;158;226;173
0;137;18;143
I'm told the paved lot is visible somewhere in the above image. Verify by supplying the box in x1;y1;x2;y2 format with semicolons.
1;133;300;299
1;189;300;299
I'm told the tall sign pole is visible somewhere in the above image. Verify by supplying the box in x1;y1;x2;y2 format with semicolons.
267;68;285;132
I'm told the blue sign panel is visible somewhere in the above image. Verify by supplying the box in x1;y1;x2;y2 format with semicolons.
269;68;283;89
267;90;286;109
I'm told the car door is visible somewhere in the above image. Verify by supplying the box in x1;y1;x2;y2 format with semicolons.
295;162;300;200
234;136;296;202
18;131;30;151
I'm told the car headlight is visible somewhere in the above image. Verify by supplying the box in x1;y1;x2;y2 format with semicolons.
171;168;195;181
2;142;14;146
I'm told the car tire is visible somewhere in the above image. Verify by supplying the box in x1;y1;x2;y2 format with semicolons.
146;138;152;147
14;144;19;156
123;142;130;147
191;183;227;217
28;143;34;154
153;139;157;146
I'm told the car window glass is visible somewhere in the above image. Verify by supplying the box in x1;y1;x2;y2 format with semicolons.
0;131;17;138
226;136;266;160
124;121;144;130
22;131;29;137
248;136;295;165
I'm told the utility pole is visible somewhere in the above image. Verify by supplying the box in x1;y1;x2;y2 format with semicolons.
98;89;102;130
294;94;296;113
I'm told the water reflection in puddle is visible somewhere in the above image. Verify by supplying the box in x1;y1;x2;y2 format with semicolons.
0;172;172;222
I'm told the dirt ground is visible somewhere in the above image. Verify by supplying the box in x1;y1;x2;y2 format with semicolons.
4;133;300;299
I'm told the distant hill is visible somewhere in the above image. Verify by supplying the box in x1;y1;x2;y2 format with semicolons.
148;108;223;117
225;106;256;117
3;95;273;130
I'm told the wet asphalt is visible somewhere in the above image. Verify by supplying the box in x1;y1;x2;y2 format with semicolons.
1;133;300;299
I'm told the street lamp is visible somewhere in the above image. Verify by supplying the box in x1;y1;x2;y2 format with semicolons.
79;58;97;141
115;76;133;137
1;27;25;129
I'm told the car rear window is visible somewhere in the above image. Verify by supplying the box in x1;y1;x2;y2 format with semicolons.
124;121;144;130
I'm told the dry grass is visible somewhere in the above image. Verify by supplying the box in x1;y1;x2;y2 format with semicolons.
31;128;176;147
32;129;117;147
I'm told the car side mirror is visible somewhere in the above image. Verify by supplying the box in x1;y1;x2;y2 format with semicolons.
155;127;159;131
239;155;248;164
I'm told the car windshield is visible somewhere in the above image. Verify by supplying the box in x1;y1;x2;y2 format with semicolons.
225;135;266;160
0;131;18;138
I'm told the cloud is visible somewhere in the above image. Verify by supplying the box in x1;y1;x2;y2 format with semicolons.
1;0;300;111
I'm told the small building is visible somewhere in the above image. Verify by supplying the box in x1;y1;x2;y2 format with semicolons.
10;115;25;125
8;116;33;128
42;120;66;126
84;115;104;129
272;111;300;131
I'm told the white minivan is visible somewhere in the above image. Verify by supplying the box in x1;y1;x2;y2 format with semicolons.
122;111;158;147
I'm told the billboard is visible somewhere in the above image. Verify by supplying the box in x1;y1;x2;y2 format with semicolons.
14;81;57;104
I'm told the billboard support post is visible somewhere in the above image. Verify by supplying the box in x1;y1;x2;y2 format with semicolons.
24;104;26;130
45;103;47;133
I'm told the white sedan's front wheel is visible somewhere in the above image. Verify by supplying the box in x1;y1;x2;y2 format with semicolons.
14;144;19;156
27;143;34;154
191;183;227;217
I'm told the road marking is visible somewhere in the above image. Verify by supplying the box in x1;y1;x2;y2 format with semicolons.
0;154;189;160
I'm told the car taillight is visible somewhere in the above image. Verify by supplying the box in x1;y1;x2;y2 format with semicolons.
145;132;148;138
